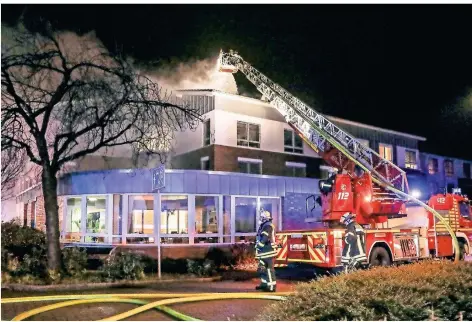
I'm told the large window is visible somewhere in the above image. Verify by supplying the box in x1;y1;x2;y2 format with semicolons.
195;196;218;234
203;119;211;146
223;196;231;243
195;196;219;244
235;197;257;234
128;195;154;234
285;162;306;177
66;197;81;233
86;196;106;234
237;121;260;148
405;150;417;169
260;198;280;231
112;195;122;237
284;129;303;154
161;195;188;244
238;158;262;174
428;158;439;174
444;160;454;177
379;144;393;162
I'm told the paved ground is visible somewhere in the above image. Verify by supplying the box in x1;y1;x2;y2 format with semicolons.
1;268;310;321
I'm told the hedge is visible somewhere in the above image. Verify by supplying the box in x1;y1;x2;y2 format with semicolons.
264;261;472;321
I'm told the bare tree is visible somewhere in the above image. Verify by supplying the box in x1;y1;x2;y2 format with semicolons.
1;26;201;272
1;147;25;200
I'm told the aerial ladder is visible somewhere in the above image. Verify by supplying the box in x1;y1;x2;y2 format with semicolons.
217;49;461;263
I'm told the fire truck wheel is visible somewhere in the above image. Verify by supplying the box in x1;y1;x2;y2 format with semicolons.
369;246;392;267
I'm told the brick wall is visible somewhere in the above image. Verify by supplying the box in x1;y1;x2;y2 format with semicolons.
214;145;323;178
282;192;324;230
171;145;214;170
114;244;233;260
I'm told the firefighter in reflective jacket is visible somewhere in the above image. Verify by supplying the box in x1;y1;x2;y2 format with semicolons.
255;209;277;292
340;212;367;271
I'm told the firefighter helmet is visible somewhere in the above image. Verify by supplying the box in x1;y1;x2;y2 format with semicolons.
260;208;272;222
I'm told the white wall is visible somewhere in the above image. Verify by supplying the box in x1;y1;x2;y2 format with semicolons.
171;91;320;158
213;109;319;157
1;198;18;222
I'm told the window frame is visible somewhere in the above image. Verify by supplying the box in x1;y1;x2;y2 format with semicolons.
237;157;262;174
444;159;454;177
237;121;261;149
200;156;210;170
404;150;418;169
283;129;304;154
285;161;307;177
428;158;439;174
378;143;393;162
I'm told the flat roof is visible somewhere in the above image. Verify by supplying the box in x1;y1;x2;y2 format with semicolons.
177;89;427;142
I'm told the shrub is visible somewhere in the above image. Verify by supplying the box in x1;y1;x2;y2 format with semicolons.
263;261;472;321
186;259;217;277
1;220;46;260
205;247;231;269
100;252;145;281
1;221;47;277
229;243;257;270
160;258;188;274
62;247;88;277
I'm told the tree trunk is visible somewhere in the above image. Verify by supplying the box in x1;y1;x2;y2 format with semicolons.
41;166;62;272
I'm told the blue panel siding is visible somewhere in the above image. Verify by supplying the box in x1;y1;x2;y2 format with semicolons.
208;175;220;194
282;192;324;231
220;175;230;195
58;169;319;197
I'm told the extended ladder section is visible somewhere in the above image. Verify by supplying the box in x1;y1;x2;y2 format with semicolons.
218;50;409;194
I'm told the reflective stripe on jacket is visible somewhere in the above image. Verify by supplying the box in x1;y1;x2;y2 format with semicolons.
341;222;367;264
255;221;277;258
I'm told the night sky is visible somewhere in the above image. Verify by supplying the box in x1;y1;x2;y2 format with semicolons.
3;4;472;160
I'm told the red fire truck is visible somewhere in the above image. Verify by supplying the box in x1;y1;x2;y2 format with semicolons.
217;50;472;270
274;183;472;269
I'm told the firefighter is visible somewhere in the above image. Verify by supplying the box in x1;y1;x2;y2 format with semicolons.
255;208;277;292
340;212;367;272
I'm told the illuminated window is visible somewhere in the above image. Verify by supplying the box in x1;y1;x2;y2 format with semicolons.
235;197;257;234
223;196;231;243
379;144;393;162
405;150;417;169
160;195;188;235
444;160;454;177
284;129;303;154
237;121;260;148
128;195;154;234
203;119;211;146
260;198;280;231
66;197;81;233
428;158;438;174
195;196;219;234
86;196;107;234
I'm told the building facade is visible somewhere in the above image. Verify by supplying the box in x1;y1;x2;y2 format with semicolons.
7;89;472;255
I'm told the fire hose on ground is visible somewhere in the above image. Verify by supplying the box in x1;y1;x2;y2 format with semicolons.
1;292;292;321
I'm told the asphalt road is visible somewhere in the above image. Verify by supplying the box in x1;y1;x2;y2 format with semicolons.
1;267;310;321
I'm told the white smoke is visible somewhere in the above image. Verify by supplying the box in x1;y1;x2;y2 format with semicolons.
142;56;239;94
